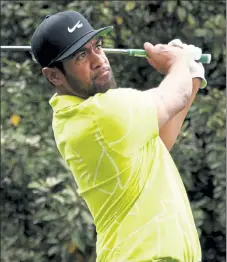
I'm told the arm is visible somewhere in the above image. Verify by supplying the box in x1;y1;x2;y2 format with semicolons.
95;44;194;156
144;59;193;128
142;43;196;133
159;78;201;151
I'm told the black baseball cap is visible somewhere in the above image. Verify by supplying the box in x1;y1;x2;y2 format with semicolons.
31;11;113;67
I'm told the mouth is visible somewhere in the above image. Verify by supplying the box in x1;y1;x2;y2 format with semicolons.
95;69;110;80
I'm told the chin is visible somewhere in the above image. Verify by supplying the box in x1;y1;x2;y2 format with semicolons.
101;83;117;94
95;80;117;94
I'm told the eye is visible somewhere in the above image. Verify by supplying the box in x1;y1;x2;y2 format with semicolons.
96;41;103;50
76;52;86;61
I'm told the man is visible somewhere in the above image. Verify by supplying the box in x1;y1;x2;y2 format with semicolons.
31;10;207;262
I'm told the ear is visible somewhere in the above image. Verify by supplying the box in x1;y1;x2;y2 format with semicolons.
42;67;64;86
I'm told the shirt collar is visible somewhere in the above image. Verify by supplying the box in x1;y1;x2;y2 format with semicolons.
49;93;85;113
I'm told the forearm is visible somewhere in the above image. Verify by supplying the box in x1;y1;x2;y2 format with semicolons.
159;78;201;151
149;59;193;127
159;59;193;108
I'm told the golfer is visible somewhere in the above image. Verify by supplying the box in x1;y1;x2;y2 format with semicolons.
31;10;207;262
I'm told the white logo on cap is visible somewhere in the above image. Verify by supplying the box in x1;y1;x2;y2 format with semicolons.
68;21;83;33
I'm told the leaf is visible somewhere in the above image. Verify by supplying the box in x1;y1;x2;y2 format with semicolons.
104;1;109;7
48;245;59;256
42;212;59;221
52;195;65;204
25;135;41;146
81;211;94;225
46;177;63;187
35;197;47;204
10;114;21;127
212;42;221;59
177;6;186;22
124;1;136;12
102;7;109;15
214;14;225;28
187;14;196;27
67;207;80;222
27;181;42;189
116;16;123;25
166;1;177;14
67;241;77;254
195;28;207;37
72;234;86;253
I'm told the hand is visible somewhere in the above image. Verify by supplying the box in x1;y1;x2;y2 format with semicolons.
144;42;190;75
168;39;207;88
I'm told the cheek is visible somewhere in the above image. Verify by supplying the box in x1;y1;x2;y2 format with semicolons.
103;55;110;65
65;60;90;80
72;65;91;81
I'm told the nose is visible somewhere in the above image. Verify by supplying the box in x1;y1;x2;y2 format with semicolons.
90;51;105;70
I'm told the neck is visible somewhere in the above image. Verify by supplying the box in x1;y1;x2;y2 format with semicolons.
55;85;86;98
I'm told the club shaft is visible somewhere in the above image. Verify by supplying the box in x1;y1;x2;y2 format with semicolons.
1;46;31;51
0;46;128;53
0;46;211;63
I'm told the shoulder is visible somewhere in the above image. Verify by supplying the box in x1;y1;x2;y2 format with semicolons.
90;88;159;156
91;87;143;115
91;88;135;147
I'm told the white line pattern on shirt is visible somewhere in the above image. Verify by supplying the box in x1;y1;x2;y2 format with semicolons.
95;131;123;189
108;106;133;146
93;150;105;186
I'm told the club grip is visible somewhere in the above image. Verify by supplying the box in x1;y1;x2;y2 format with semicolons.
198;54;211;64
128;49;211;64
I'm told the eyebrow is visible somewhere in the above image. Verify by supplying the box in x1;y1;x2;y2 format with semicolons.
74;37;103;54
65;38;103;61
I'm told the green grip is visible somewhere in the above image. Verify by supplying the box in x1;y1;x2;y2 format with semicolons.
128;49;148;57
128;49;211;64
198;54;211;64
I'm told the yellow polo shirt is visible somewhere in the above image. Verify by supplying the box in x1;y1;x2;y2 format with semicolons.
49;88;201;262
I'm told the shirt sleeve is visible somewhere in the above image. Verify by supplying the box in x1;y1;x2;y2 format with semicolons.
91;88;159;156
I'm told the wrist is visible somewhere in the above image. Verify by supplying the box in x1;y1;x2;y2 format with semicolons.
190;62;207;89
192;77;202;83
191;74;207;89
169;58;190;74
192;78;201;91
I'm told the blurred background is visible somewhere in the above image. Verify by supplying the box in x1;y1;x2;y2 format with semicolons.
1;1;226;262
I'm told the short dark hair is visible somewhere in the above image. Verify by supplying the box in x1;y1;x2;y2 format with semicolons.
49;60;66;75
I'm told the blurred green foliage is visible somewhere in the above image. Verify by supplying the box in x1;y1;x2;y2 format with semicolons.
1;1;226;261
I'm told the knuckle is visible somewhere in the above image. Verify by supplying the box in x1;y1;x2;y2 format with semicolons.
155;44;164;49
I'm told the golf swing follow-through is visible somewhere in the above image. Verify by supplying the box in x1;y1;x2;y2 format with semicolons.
6;10;211;262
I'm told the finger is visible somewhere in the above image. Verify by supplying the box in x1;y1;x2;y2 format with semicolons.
168;39;183;47
154;44;165;49
144;42;165;56
144;42;154;50
193;47;202;60
182;43;189;49
182;44;202;60
168;39;181;45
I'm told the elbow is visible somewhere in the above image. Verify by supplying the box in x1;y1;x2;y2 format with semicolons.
181;80;193;109
177;91;190;112
182;92;190;109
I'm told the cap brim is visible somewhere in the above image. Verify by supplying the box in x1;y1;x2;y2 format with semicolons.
55;26;113;62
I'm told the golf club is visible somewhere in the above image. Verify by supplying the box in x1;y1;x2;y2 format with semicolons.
0;46;212;64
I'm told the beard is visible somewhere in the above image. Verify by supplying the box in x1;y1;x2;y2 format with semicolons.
65;67;118;99
91;68;118;95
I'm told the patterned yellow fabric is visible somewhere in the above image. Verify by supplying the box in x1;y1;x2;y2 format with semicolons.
49;88;201;262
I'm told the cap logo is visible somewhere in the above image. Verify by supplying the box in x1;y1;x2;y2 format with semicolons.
68;20;83;33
